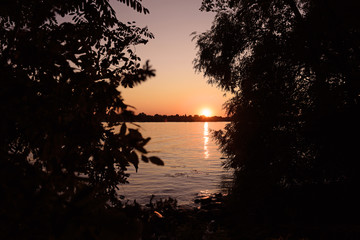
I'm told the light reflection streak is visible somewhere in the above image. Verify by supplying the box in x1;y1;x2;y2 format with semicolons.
204;122;209;159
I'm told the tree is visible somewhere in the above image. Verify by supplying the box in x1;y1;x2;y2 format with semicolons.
0;0;163;238
195;0;360;231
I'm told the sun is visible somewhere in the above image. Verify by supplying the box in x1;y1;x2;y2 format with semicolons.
200;108;212;117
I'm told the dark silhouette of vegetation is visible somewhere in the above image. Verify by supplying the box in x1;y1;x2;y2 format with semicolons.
195;0;360;238
132;112;231;122
0;0;166;238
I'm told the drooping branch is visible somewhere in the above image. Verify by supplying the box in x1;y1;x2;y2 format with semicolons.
117;0;150;14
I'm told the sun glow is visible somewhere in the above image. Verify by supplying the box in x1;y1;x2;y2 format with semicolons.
200;108;212;117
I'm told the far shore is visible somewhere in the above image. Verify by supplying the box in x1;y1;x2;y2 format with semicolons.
129;113;232;122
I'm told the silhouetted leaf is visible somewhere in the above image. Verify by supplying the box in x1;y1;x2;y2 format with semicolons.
135;145;147;154
129;151;139;172
120;123;126;136
141;155;149;163
128;128;142;140
142;137;151;146
149;156;164;166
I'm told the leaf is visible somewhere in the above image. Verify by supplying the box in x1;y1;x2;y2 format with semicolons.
129;151;139;172
130;0;136;9
135;145;147;154
120;123;126;136
142;137;151;146
141;155;149;163
128;128;142;140
149;156;164;166
137;2;142;13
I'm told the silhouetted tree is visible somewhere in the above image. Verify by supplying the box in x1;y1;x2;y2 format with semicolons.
195;0;360;233
0;0;163;238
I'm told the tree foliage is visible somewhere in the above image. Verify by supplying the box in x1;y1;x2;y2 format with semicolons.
195;0;360;228
0;0;163;237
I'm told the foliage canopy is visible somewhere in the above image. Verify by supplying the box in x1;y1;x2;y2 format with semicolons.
195;0;360;228
0;0;162;237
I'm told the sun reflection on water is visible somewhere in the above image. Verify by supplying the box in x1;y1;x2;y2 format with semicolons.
204;122;209;159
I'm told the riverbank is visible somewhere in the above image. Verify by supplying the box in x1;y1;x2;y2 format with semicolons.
129;113;231;122
12;191;358;239
131;191;360;240
127;193;231;240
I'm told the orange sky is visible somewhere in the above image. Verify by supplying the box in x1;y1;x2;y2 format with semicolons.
113;0;230;117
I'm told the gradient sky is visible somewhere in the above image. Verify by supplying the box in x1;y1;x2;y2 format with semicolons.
112;0;230;117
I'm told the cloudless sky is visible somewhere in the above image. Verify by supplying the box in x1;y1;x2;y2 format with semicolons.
111;0;230;117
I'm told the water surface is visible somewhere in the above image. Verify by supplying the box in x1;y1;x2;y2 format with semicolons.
117;122;232;205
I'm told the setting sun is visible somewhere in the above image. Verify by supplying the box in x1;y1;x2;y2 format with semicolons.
200;108;212;117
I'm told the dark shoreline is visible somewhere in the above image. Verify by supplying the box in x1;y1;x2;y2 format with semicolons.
129;113;232;122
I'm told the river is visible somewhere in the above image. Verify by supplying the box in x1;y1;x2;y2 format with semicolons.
116;122;232;205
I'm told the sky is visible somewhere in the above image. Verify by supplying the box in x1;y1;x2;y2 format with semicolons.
111;0;230;117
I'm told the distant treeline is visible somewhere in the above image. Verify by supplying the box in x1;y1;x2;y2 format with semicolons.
131;113;231;122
